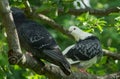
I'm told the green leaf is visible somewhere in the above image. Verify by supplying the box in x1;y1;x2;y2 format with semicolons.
97;25;103;33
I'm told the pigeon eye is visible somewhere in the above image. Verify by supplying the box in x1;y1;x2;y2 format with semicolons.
73;28;76;30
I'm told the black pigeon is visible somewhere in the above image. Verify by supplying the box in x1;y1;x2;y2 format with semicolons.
11;7;71;75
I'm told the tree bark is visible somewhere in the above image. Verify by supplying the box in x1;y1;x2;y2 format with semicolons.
41;6;120;16
8;50;120;79
0;0;21;53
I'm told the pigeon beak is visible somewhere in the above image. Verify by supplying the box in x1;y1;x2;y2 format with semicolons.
68;30;72;34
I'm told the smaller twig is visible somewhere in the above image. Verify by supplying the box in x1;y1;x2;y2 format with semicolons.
23;0;32;13
103;49;120;60
34;13;73;39
23;0;33;17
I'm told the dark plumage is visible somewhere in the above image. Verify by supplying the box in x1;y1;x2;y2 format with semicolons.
11;7;71;75
66;36;102;61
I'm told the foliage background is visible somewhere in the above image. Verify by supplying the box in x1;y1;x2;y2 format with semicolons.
0;0;120;79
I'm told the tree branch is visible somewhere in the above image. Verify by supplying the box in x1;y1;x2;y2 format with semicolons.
23;0;32;13
23;0;73;39
103;49;120;60
8;49;98;79
8;49;120;79
0;0;22;53
35;14;73;39
23;0;33;17
61;7;120;16
97;72;120;79
41;6;120;16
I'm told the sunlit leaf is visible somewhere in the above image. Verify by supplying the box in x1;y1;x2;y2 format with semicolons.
98;25;103;33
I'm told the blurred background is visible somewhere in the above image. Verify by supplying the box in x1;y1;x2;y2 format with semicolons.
0;0;120;79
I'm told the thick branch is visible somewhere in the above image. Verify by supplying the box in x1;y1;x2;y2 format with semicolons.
41;7;120;16
59;7;120;16
8;49;120;79
0;0;21;53
8;50;97;79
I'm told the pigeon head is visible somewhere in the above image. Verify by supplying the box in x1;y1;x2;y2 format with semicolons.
11;7;26;21
69;26;83;35
68;26;92;41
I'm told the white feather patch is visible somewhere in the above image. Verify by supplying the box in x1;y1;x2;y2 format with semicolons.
62;44;75;55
